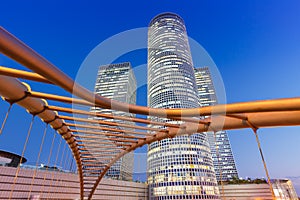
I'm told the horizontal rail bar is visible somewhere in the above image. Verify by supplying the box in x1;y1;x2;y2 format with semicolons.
59;115;165;132
48;105;180;128
71;129;145;139
0;66;52;83
66;123;151;136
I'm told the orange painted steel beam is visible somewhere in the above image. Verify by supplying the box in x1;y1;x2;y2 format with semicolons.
171;116;211;124
0;66;52;84
3;26;300;120
79;148;122;153
77;134;134;140
66;123;151;136
72;129;145;140
192;111;300;133
81;155;114;159
48;105;180;128
29;88;300;120
81;154;120;158
32;90;300;119
29;91;94;106
225;113;248;120
75;131;144;140
77;142;113;146
80;150;125;154
38;90;300;119
78;139;116;144
79;146;124;151
82;159;112;162
171;116;210;124
82;161;110;164
75;128;149;137
104;137;137;143
59;115;167;133
77;142;130;147
81;155;115;159
81;153;118;157
82;158;111;161
82;159;106;162
83;160;110;164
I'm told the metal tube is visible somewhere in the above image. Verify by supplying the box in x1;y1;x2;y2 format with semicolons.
2;27;300;118
66;123;151;136
48;105;180;128
59;115;166;132
0;66;52;83
73;129;144;139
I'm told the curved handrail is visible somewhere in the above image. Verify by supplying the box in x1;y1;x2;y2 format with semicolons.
1;26;300;118
0;75;84;199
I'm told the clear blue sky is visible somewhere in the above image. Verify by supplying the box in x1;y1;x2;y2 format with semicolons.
0;0;300;194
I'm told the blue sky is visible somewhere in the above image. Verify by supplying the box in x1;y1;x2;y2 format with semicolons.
0;0;300;194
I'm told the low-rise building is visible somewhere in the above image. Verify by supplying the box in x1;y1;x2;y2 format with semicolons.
219;178;298;200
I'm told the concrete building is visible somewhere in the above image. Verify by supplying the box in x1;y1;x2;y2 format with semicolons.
194;67;238;181
219;180;298;200
2;165;297;200
92;62;136;181
147;13;219;199
0;165;147;199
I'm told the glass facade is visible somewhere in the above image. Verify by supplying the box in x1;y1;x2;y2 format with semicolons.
92;62;136;181
147;13;219;199
194;67;238;181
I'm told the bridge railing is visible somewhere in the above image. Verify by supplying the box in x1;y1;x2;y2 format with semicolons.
1;26;300;199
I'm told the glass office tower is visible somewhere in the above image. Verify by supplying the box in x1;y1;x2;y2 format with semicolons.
147;13;219;199
194;67;238;181
92;62;136;181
